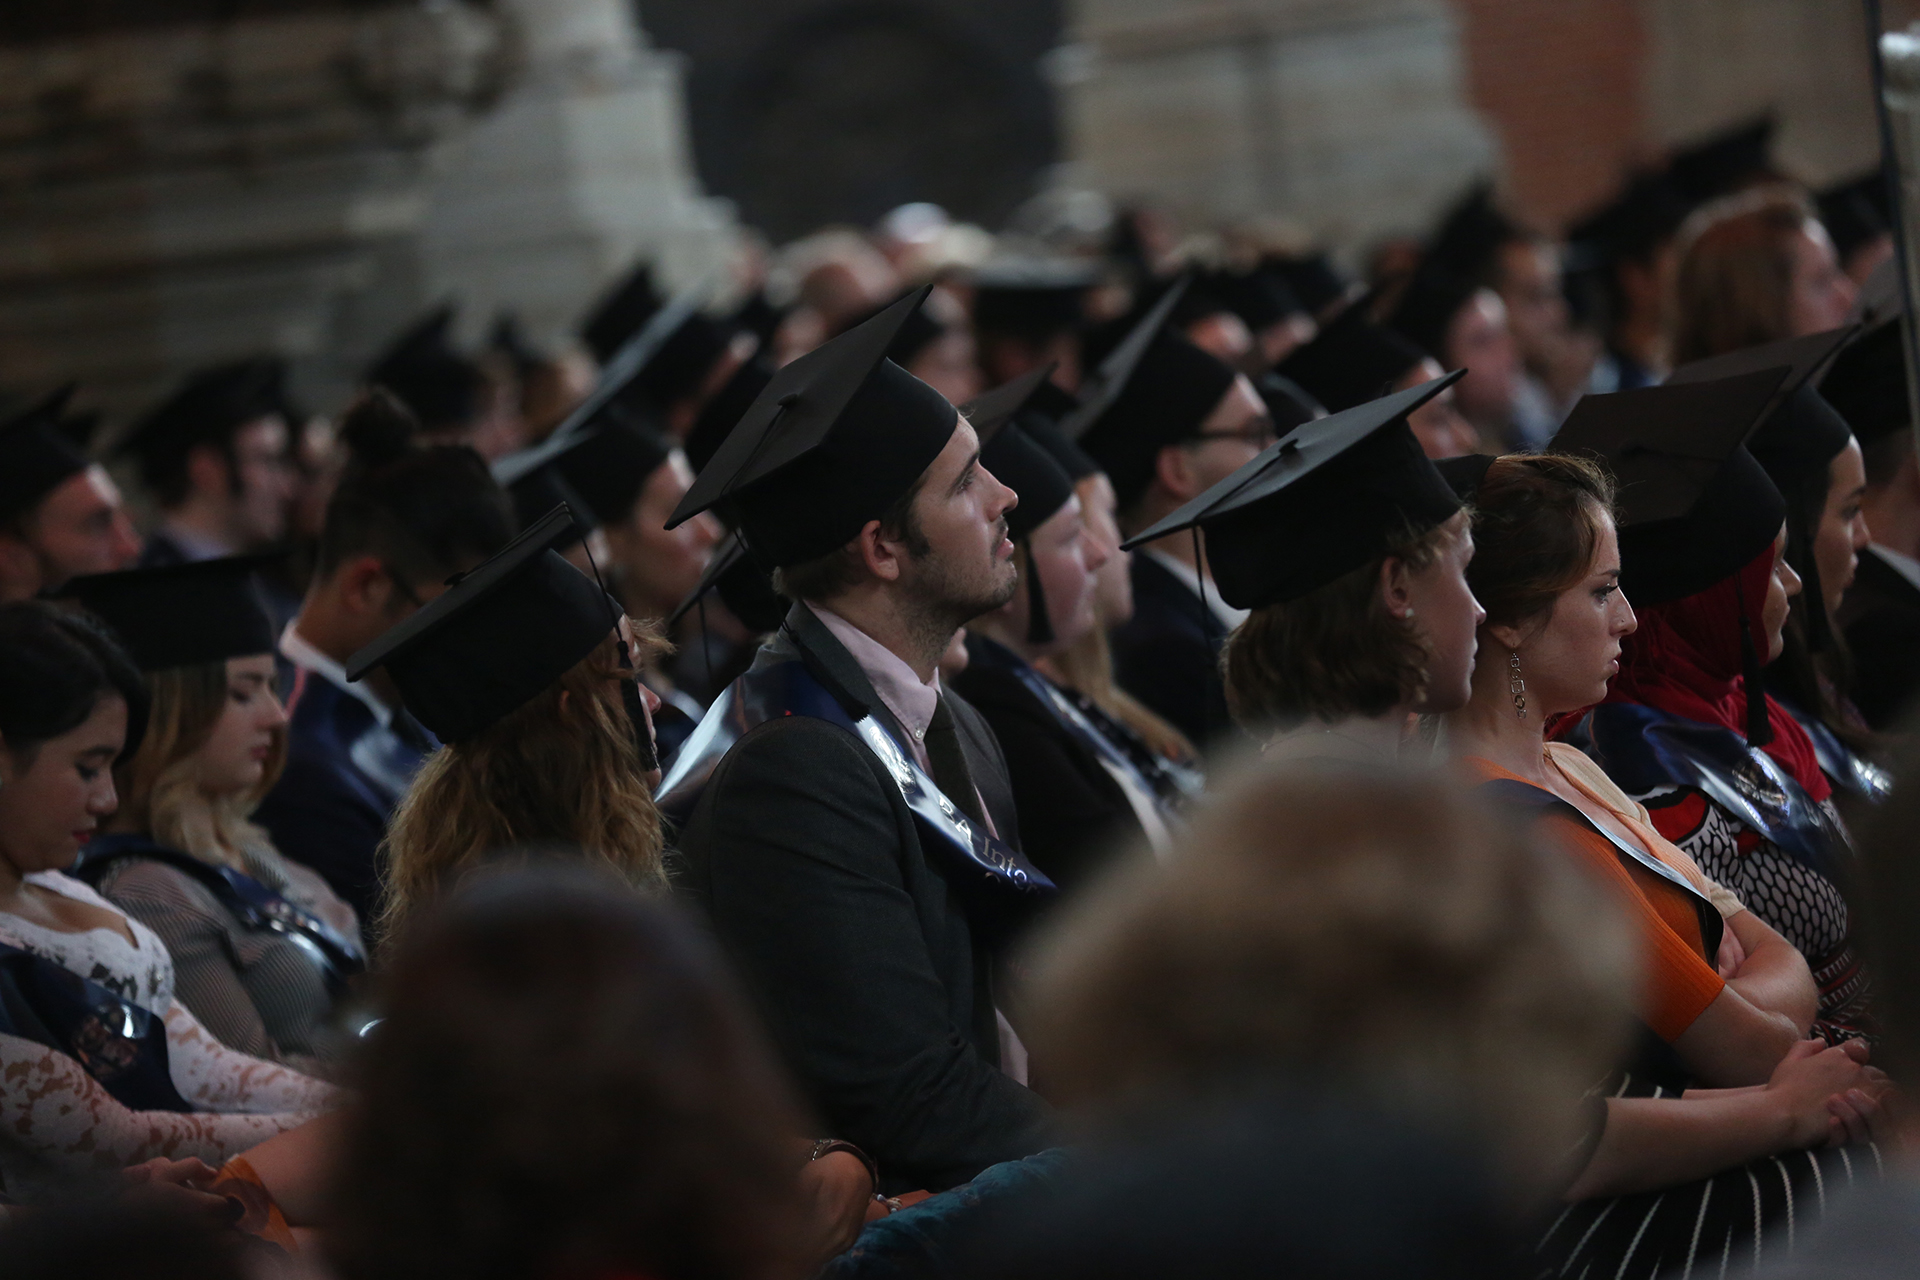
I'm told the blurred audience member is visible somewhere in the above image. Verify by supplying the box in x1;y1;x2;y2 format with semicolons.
1672;188;1856;366
328;863;870;1280
1563;376;1872;1041
1816;170;1896;289
366;307;525;461
254;392;515;928
1387;269;1518;452
0;388;140;603
119;359;300;566
1024;765;1630;1200
953;405;1181;898
1083;323;1272;750
1278;305;1480;458
970;259;1096;391
62;559;361;1070
350;514;667;948
1566;172;1694;390
1825;317;1920;730
966;1096;1521;1280
0;603;336;1198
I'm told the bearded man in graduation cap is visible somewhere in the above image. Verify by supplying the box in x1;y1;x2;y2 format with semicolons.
662;289;1052;1193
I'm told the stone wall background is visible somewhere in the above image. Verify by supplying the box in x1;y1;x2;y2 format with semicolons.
4;0;1917;419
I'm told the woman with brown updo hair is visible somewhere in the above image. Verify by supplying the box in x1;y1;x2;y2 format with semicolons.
1671;187;1856;367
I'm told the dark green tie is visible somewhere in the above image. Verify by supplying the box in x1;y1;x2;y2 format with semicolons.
924;696;987;829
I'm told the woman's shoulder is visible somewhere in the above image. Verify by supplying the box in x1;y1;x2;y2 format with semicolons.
1543;745;1645;816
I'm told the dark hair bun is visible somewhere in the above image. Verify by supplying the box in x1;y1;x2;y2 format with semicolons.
339;388;420;472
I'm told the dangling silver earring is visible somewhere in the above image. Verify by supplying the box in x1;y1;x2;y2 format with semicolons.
1508;650;1528;720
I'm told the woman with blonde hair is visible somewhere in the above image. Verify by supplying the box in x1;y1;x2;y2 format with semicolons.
64;559;362;1071
344;506;669;947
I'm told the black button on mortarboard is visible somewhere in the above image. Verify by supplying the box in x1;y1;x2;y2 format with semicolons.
1119;374;1465;610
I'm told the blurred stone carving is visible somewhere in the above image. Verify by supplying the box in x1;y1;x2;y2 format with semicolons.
0;0;734;418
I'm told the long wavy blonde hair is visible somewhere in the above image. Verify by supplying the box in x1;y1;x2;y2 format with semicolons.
115;661;288;875
378;625;668;951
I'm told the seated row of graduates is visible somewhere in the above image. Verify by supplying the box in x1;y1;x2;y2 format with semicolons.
0;283;1899;1274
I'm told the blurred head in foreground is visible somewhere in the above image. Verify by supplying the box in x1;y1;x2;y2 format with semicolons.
328;860;812;1280
1023;764;1635;1197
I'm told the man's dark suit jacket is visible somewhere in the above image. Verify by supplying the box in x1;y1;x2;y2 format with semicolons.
1109;553;1231;749
1841;549;1920;730
673;603;1051;1193
951;634;1143;900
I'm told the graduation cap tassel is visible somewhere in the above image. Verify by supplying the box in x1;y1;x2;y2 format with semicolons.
1191;526;1213;636
1734;577;1775;749
1023;542;1054;647
577;506;660;774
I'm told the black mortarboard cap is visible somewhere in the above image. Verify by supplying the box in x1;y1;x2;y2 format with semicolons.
665;528;789;635
1820;316;1911;444
1667;327;1859;494
1079;333;1239;511
0;386;92;524
846;291;946;367
580;262;664;364
1550;369;1789;604
1265;253;1349;315
365;306;483;432
507;464;597;548
1670;328;1862;651
1010;375;1101;481
984;422;1075;542
685;356;773;476
118;358;294;488
628;313;732;412
1275;303;1426;413
970;259;1098;339
61;557;277;671
961;364;1057;445
1061;276;1193;441
1434;453;1496;502
666;288;959;569
1567;172;1694;266
345;506;621;742
490;312;543;379
1386;262;1482;363
1817;170;1892;264
1667;115;1777;204
1425;181;1522;283
1192;268;1304;333
1120;375;1465;609
557;418;675;526
1256;372;1323;435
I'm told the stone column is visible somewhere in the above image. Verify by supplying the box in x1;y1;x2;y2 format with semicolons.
0;0;734;419
1055;0;1496;256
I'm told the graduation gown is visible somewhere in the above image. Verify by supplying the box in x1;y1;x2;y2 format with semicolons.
672;604;1052;1192
950;634;1153;899
1108;553;1232;749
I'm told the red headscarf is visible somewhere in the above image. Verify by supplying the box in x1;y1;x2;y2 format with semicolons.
1603;541;1831;803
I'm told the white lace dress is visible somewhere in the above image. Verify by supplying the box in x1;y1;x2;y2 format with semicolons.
0;872;340;1197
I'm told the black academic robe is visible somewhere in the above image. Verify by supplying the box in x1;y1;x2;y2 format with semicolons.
1840;550;1920;730
951;634;1145;900
1109;554;1232;749
673;604;1051;1193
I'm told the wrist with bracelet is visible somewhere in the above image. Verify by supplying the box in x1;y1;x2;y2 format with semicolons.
807;1138;881;1201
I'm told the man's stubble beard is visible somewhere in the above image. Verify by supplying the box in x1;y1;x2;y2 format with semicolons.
898;518;1019;660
